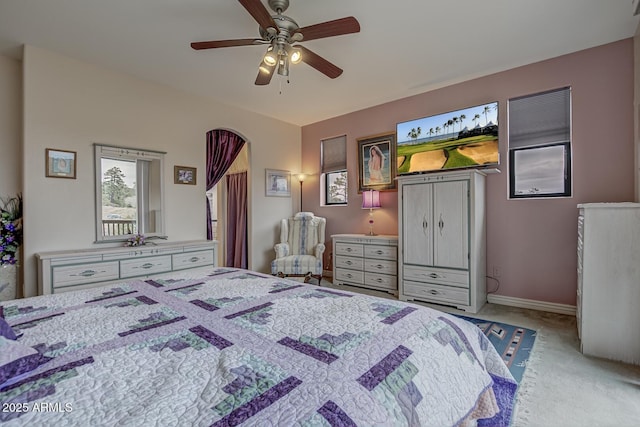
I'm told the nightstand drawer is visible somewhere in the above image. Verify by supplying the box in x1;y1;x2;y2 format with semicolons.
120;255;172;278
365;272;396;290
335;243;364;257
404;265;469;288
52;262;120;288
335;255;364;271
364;245;396;260
364;259;397;275
404;281;469;305
335;267;364;284
173;250;215;270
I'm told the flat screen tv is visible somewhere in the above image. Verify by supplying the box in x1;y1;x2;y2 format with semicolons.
396;101;499;175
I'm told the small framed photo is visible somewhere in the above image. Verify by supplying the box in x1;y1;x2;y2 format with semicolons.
46;148;77;179
357;132;397;192
174;166;197;185
266;169;291;197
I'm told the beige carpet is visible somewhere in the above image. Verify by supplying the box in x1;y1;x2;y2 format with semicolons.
310;278;640;426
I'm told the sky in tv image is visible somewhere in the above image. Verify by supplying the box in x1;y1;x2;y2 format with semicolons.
396;102;499;174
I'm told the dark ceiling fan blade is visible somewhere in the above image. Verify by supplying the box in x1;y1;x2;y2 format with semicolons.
255;62;276;85
238;0;278;32
294;16;360;42
297;46;343;79
191;39;261;50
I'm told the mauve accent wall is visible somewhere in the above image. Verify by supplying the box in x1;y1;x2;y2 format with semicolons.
301;39;634;306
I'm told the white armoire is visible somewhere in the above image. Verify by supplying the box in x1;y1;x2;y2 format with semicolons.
398;170;486;313
577;203;640;364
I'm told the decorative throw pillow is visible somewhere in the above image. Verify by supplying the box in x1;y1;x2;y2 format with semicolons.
0;336;47;385
0;318;17;340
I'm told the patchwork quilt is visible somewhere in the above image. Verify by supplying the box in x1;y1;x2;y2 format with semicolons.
0;268;516;426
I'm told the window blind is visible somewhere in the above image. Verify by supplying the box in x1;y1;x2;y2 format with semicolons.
321;135;347;173
509;87;570;149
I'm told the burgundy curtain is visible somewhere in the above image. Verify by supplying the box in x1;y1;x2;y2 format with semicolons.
206;129;246;240
226;172;248;268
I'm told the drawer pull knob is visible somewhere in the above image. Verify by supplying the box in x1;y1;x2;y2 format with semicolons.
79;270;97;277
376;264;384;269
141;263;154;269
429;273;440;278
345;261;352;265
375;278;383;282
346;273;352;278
189;257;200;263
346;248;352;252
429;290;439;295
376;250;384;255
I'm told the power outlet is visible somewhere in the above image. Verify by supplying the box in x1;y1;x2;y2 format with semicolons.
492;266;502;278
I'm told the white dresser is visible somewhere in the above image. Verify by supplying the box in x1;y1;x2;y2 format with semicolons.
37;240;217;295
577;203;640;364
397;170;486;313
331;234;398;294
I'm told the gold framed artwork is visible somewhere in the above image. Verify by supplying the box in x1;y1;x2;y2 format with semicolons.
45;148;77;179
357;132;397;192
174;166;197;185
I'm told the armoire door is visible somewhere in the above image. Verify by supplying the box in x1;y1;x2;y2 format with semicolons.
402;182;433;266
433;180;469;269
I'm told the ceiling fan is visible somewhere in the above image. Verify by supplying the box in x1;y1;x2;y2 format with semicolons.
191;0;360;85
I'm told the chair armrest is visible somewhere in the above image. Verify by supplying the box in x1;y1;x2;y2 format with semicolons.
274;243;289;259
315;243;326;259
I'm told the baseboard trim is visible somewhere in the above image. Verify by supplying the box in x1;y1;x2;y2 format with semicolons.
487;294;576;316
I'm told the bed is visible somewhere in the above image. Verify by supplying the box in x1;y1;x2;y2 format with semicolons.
1;268;516;426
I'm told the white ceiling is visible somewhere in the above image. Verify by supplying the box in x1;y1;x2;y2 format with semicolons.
0;0;638;126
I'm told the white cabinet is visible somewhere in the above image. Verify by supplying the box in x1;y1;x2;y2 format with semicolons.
332;234;398;294
398;170;486;313
577;203;640;364
37;240;217;295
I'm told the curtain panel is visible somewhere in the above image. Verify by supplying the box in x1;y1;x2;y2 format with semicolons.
206;129;246;240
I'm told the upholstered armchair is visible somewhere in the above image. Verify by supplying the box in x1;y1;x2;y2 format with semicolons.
270;212;326;284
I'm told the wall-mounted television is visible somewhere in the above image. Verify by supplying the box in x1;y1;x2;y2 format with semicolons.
396;101;499;175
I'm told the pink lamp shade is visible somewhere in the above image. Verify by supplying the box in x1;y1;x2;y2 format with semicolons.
362;190;381;209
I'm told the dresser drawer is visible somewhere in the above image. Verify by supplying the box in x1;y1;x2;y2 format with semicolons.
365;272;397;291
364;259;397;275
403;265;469;288
52;262;120;288
364;245;396;260
404;281;469;305
335;267;364;284
335;242;364;257
120;255;172;278
172;249;215;270
335;255;364;271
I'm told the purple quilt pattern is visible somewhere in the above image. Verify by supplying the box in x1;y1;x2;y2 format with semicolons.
0;268;516;426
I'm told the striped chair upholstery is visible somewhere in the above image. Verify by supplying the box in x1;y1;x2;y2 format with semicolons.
270;212;326;284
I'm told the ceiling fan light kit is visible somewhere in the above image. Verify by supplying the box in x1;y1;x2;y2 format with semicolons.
191;0;360;86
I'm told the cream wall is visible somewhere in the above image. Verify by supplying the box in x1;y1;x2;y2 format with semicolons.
0;55;21;197
20;45;301;297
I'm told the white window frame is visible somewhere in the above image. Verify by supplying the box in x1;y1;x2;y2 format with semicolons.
94;144;166;242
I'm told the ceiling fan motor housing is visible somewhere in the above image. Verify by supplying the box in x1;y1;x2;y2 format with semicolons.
259;14;299;42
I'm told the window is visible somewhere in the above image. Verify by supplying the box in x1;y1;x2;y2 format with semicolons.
508;87;571;198
321;135;347;205
94;144;165;242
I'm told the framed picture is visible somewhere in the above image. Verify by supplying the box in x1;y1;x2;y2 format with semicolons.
174;166;197;185
45;148;77;179
357;132;397;192
265;169;291;197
